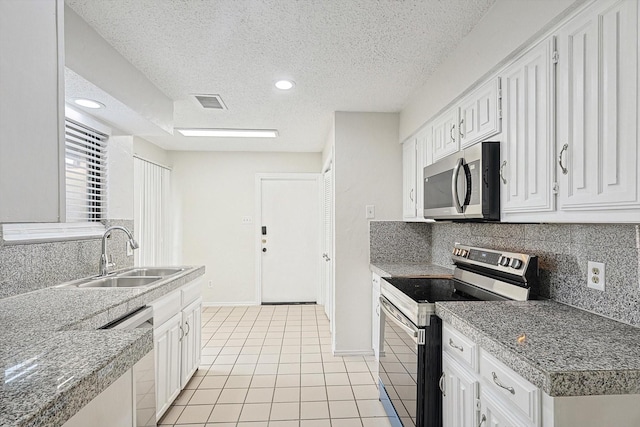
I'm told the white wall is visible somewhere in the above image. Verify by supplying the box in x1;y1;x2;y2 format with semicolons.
169;151;322;304
332;112;402;353
133;136;172;168
399;0;582;141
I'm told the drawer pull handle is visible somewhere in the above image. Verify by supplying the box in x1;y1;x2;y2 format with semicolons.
492;371;515;395
439;372;446;396
478;414;486;427
449;338;464;352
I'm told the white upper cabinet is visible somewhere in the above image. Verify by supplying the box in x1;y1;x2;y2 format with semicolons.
402;127;433;222
556;0;639;212
432;107;460;162
0;0;63;223
402;138;417;220
501;38;555;213
458;78;502;149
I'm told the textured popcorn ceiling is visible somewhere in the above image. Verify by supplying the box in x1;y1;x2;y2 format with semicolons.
66;0;496;152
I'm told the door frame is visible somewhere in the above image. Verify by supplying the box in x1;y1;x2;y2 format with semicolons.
254;173;323;305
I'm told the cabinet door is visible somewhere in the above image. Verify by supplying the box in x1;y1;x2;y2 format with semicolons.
371;273;381;360
181;298;202;388
479;389;533;427
402;139;417;219
0;0;63;222
556;0;639;211
442;353;478;427
501;39;555;213
432;108;460;162
415;127;433;221
459;78;502;149
154;313;182;419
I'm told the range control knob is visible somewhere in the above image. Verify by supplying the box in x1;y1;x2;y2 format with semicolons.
510;258;523;269
499;256;511;267
452;248;457;255
460;249;469;257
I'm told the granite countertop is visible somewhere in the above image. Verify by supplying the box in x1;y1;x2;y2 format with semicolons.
436;300;640;397
0;265;205;427
370;262;454;278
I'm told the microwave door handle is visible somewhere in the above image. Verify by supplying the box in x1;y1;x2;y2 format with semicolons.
451;158;464;213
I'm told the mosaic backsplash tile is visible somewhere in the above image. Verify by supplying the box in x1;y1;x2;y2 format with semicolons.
0;219;134;299
370;221;640;327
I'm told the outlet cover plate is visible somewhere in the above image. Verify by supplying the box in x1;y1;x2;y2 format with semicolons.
587;261;605;291
366;205;375;219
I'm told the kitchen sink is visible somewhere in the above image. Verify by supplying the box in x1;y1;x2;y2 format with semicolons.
118;267;185;277
75;276;161;288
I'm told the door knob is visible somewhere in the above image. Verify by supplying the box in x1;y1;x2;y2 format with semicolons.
262;248;267;252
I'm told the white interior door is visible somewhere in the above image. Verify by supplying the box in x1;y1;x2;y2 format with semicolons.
259;175;321;303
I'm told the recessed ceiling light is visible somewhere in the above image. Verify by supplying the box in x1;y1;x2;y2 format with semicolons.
176;128;279;138
275;80;295;90
73;98;105;109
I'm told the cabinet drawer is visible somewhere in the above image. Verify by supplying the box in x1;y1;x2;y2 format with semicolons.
479;350;540;425
442;323;477;371
181;279;203;307
152;290;181;326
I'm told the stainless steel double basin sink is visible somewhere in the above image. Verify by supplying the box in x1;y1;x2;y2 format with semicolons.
56;267;185;289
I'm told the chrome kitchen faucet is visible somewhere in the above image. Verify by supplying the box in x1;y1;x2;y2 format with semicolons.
100;226;139;276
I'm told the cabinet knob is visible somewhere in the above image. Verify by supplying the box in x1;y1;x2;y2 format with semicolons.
262;248;267;253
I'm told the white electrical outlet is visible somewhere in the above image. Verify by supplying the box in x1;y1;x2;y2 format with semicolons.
242;216;253;224
366;205;375;219
587;261;605;291
208;280;213;288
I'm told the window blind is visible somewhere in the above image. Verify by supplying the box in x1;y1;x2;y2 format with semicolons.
65;118;108;222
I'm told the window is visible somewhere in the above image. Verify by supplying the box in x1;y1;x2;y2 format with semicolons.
64;118;108;222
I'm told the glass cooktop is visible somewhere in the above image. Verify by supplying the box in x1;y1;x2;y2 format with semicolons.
382;277;480;303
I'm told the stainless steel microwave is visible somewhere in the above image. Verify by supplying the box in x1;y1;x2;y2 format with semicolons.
423;141;500;221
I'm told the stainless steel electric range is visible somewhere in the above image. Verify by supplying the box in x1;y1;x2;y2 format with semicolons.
378;243;539;427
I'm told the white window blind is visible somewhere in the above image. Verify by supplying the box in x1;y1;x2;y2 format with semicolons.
65;118;108;222
134;157;172;266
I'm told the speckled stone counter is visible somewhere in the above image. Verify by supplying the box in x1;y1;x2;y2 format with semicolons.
370;262;453;278
436;300;640;397
0;265;205;427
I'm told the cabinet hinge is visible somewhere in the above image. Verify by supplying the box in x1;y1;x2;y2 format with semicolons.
552;182;559;195
552;51;559;64
475;398;482;411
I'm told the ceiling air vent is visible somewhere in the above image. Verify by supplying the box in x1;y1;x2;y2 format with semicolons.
193;94;227;110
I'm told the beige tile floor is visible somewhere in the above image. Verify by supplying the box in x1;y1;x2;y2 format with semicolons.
158;304;393;427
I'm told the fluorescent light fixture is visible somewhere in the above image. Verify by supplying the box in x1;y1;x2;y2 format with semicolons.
275;80;295;90
176;128;279;138
73;98;105;109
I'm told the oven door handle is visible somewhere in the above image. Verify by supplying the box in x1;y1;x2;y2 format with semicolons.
379;297;424;344
451;157;464;213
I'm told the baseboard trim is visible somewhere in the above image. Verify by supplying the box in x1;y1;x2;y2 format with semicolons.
202;301;258;307
332;349;375;357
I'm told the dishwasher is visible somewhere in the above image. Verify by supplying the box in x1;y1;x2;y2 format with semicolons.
102;306;157;427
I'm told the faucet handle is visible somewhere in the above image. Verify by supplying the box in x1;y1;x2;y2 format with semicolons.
107;255;115;268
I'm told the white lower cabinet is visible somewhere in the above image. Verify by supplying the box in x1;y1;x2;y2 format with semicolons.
442;352;478;427
154;312;182;418
442;321;640;427
152;279;203;420
181;298;202;389
371;273;381;360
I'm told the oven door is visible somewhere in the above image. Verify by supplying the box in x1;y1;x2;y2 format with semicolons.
378;296;424;427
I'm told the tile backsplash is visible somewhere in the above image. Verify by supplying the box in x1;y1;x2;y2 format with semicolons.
0;220;134;299
370;221;640;327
